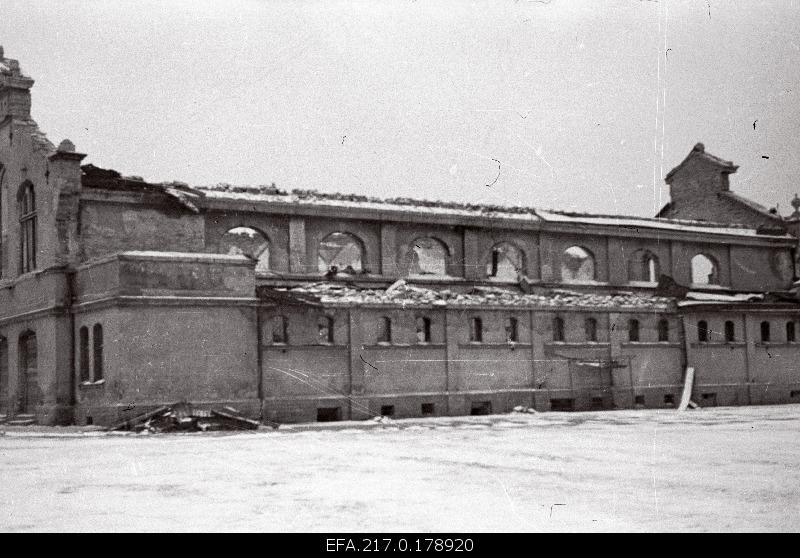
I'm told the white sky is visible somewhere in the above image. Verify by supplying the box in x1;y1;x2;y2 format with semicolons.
2;0;799;217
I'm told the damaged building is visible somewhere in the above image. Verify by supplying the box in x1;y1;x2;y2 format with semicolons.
2;48;800;426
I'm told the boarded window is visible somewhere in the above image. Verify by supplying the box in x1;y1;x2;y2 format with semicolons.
415;317;431;343
487;242;524;281
220;226;270;273
505;317;519;343
409;237;448;276
691;254;719;285
377;317;392;344
469;317;483;343
317;232;364;274
628;250;660;283
761;321;771;343
79;326;90;382
698;320;709;342
658;319;669;342
725;321;735;342
561;246;595;283
585;317;598;342
787;321;796;343
553;316;565;342
93;324;104;381
271;316;288;344
318;316;334;344
628;319;640;342
18;181;37;274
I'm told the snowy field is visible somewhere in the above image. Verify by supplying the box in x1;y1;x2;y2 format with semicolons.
2;405;800;532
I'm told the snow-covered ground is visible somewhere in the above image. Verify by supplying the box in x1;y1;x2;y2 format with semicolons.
2;405;799;532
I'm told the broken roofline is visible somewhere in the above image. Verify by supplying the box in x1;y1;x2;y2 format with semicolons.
81;164;791;239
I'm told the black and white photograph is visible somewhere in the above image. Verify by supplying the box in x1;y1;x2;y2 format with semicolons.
1;0;799;535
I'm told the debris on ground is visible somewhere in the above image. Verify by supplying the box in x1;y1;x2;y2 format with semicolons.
107;402;266;433
371;415;395;424
512;406;537;414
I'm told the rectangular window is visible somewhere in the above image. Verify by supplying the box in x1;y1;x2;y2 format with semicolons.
271;316;288;344
664;394;675;406
470;401;492;416
377;317;392;344
790;390;800;399
634;395;645;407
380;405;395;417
421;403;435;416
79;326;90;382
505;317;519;343
628;319;640;342
760;321;771;343
416;317;431;343
469;317;483;343
92;324;103;381
701;393;717;406
316;407;341;422
550;398;574;412
590;396;604;410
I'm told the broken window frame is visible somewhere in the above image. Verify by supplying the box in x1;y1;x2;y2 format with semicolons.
415;316;432;344
691;253;719;286
317;316;335;345
271;315;288;344
628;249;660;283
561;245;596;284
505;316;519;343
317;232;365;274
486;242;524;281
408;237;449;277
220;226;271;273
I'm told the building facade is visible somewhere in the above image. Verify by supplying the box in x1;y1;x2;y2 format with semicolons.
2;49;800;426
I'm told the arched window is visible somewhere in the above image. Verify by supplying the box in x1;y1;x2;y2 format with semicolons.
317;316;334;344
0;336;8;415
585;317;598;342
787;321;796;343
628;319;640;342
409;237;449;277
93;324;104;381
317;232;364;274
415;317;431;343
691;254;719;285
469;317;483;343
561;246;595;283
760;321;771;343
553;316;565;342
18;181;37;274
79;326;90;382
220;226;270;273
487;242;524;281
724;321;735;343
698;320;709;342
271;315;288;344
377;317;392;344
18;331;38;414
657;318;669;342
628;250;660;283
505;317;519;343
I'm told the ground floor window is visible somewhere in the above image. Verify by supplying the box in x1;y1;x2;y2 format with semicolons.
316;407;341;422
470;401;492;415
380;405;395;417
421;402;435;416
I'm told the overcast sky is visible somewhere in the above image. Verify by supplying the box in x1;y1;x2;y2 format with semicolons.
2;0;799;217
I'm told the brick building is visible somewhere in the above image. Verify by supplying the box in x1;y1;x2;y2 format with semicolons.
2;48;800;426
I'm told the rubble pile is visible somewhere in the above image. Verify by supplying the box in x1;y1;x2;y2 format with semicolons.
108;402;263;433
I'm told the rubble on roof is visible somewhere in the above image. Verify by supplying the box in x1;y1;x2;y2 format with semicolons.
259;282;675;310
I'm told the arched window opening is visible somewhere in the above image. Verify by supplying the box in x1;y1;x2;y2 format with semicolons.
628;319;640;342
787;321;796;343
561;246;595;283
585;317;598;342
697;320;709;343
760;321;771;343
487;243;524;281
691;254;719;285
93;324;104;381
18;181;37;274
415;317;431;344
317;316;334;344
377;317;392;344
724;321;735;343
18;331;39;414
271;315;288;344
553;316;565;342
220;226;270;273
505;317;519;343
409;238;448;277
657;318;669;342
317;232;364;274
469;317;483;343
79;326;90;382
628;250;660;283
0;337;8;415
